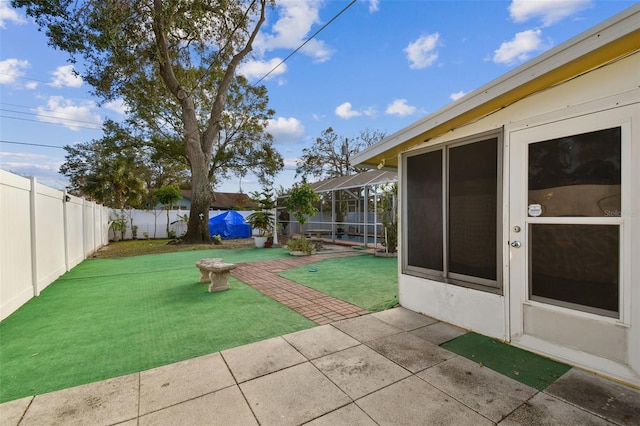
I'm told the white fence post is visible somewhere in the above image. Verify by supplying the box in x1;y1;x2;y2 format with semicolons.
63;189;70;272
29;177;39;297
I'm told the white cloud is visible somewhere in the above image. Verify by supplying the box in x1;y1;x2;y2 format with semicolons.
0;152;67;188
366;0;380;13
404;33;440;69
362;107;377;118
493;29;546;65
0;3;27;29
104;99;128;115
0;58;29;84
283;157;299;170
509;0;592;27
335;102;377;119
450;91;466;101
256;1;334;63
36;96;102;131
0;152;60;171
266;116;305;143
50;65;83;88
237;58;287;81
385;99;416;117
335;102;361;119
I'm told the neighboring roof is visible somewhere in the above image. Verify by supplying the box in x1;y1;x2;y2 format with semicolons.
352;4;640;169
181;190;258;209
212;192;258;209
309;170;397;193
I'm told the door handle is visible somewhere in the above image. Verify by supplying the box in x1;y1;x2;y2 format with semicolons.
510;240;521;248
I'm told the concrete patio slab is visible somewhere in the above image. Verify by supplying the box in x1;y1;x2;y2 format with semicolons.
331;315;402;342
139;352;235;415
3;305;638;425
138;386;258;426
500;392;616;425
410;320;467;345
357;375;494;425
115;420;138;426
543;368;640;426
372;306;438;330
366;331;456;373
282;324;359;359
418;355;538;423
312;344;411;399
221;336;306;383
18;373;138;426
239;362;350;426
305;403;377;426
0;396;32;426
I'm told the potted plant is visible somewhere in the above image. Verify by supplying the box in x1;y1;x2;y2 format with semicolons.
246;189;275;248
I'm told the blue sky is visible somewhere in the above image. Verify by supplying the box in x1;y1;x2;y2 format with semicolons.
0;0;635;195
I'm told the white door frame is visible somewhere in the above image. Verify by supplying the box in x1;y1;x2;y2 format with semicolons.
507;104;637;384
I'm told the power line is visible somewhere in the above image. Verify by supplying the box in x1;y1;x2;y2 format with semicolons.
0;115;102;130
0;72;52;85
0;140;65;149
0;108;103;127
252;0;358;86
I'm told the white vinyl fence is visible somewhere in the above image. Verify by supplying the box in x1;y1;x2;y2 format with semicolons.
107;208;254;240
0;170;109;321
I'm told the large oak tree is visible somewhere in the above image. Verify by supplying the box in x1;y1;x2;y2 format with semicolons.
14;0;275;243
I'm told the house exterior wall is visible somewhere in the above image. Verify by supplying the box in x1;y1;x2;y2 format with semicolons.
398;52;639;385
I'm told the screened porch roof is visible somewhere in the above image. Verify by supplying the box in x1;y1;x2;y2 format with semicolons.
309;170;397;193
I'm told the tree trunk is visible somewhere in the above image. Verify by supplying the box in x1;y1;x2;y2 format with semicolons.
182;147;213;243
150;0;267;244
165;207;170;238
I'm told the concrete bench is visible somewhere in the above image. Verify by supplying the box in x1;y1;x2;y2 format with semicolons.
196;258;223;282
195;258;237;292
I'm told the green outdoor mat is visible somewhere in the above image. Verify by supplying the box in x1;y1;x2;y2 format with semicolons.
441;332;571;390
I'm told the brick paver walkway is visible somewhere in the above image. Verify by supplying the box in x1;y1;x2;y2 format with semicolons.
231;252;370;325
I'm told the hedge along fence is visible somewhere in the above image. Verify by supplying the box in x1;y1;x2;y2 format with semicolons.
0;170;109;321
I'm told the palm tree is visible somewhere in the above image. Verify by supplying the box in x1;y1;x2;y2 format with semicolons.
85;157;145;209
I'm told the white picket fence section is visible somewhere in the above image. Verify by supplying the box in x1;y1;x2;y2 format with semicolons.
0;170;109;321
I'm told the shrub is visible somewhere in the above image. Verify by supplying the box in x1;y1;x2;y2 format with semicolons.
286;237;314;255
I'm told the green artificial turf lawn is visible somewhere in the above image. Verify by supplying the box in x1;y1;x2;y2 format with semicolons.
0;248;314;403
279;254;398;312
441;332;571;390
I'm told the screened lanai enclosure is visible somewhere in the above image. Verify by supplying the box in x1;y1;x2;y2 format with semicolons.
278;170;397;250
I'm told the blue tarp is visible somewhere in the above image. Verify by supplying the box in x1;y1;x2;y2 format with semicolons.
208;210;251;239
